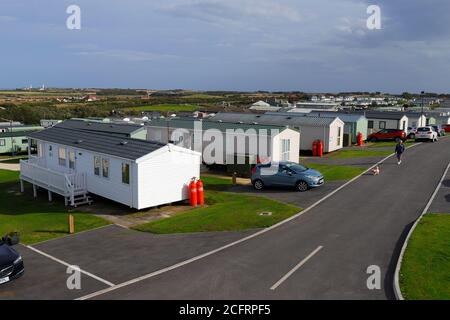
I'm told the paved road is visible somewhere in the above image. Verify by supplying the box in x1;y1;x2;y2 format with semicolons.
85;138;450;300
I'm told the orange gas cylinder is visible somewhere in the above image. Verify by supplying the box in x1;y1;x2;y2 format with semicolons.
312;140;318;157
189;179;198;207
196;179;204;206
357;132;363;146
318;140;324;157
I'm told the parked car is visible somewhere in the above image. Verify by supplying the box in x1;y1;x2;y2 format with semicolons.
367;129;407;142
415;126;438;142
251;161;324;192
442;124;450;133
407;127;417;139
0;237;24;285
431;125;446;137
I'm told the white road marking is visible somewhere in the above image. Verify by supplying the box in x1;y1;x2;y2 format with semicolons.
26;245;115;287
76;143;422;300
394;161;450;300
270;246;323;290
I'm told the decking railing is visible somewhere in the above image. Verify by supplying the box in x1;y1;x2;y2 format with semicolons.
20;158;87;206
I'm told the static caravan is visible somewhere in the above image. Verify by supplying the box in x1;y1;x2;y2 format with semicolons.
21;127;201;209
145;118;300;165
270;111;368;146
0;125;43;154
211;112;344;153
56;119;148;140
357;111;409;134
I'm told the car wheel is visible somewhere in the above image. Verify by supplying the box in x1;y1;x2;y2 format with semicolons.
296;180;309;192
408;134;415;139
253;179;264;190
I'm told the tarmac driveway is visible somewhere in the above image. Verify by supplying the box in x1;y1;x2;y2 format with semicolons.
1;225;255;299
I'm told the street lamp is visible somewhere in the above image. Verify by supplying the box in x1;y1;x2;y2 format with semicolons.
0;117;15;156
421;91;425;126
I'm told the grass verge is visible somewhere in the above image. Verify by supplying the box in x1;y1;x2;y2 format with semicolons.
400;214;450;300
0;169;109;244
305;163;366;181
327;149;393;159
132;176;300;234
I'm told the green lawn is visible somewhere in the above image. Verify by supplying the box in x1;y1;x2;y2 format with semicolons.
133;176;300;234
400;214;450;300
327;149;393;159
368;141;416;148
0;169;109;244
305;163;366;181
125;104;200;112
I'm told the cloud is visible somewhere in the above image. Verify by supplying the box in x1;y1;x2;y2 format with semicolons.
71;47;179;62
159;0;303;29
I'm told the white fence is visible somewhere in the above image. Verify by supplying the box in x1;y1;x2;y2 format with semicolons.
20;158;87;205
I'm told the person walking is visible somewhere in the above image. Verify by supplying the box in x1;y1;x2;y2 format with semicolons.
395;140;405;165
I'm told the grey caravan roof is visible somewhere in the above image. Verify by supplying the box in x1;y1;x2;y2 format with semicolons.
56;119;145;137
353;111;408;120
210;112;338;127
146;117;291;132
28;127;165;161
267;111;367;123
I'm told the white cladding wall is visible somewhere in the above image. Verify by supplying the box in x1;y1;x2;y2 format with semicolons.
146;125;300;165
296;121;343;152
136;147;201;209
37;140;136;207
271;128;300;163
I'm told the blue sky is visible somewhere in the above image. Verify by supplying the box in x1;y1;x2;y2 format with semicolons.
1;0;449;93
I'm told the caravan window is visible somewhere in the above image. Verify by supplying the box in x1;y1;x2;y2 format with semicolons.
102;158;109;178
58;147;66;166
122;163;130;184
94;156;101;176
337;127;342;146
281;139;290;161
69;151;75;169
0;139;5;146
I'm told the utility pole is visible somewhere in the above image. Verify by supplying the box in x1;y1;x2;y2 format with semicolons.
421;91;425;126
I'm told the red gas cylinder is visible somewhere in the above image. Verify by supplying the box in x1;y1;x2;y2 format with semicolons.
189;179;198;207
357;132;363;146
317;140;324;157
196;179;204;206
312;140;318;157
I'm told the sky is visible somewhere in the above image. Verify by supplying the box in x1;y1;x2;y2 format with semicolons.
1;0;449;93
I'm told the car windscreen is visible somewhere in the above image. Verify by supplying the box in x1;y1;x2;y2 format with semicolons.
285;163;308;172
417;127;431;132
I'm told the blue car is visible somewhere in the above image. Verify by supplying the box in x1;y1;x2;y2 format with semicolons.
251;161;324;192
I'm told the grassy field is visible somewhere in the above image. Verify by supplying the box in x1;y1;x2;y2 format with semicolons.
327;149;393;159
305;163;366;181
133;176;300;234
124;104;200;112
0;169;109;244
400;214;450;300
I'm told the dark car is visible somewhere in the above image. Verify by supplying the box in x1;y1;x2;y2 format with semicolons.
251;161;324;192
431;125;446;137
0;238;24;285
367;129;407;142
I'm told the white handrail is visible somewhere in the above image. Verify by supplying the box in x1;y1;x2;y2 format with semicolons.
20;160;87;203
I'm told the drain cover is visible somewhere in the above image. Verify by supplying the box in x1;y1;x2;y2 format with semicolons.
259;212;273;216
